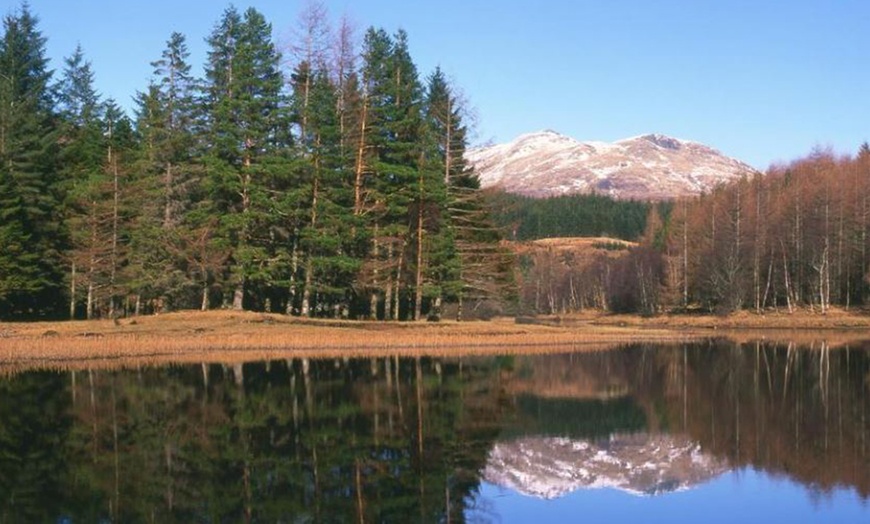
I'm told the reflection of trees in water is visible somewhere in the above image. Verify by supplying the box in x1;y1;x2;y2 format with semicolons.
0;357;508;522
568;341;870;499
682;340;870;500
0;372;71;523
488;343;869;499
0;341;866;521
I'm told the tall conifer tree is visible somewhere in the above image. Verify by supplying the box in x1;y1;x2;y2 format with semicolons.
290;65;359;317
203;6;290;310
131;32;205;312
425;68;512;319
57;45;104;318
0;5;63;318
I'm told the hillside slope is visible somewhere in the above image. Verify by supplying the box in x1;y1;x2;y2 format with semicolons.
468;130;756;200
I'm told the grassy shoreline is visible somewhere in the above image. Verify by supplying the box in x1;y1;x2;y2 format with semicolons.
1;309;869;374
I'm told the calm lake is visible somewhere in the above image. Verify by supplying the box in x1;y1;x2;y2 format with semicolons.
1;339;868;523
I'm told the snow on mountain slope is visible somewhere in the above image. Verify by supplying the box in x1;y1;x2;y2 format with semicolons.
467;130;756;200
483;433;729;499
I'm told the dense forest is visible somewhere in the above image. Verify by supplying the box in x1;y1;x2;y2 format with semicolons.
487;191;652;241
0;3;513;321
522;148;870;315
664;148;870;314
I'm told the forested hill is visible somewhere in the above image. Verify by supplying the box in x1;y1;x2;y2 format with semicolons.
0;4;513;321
486;191;653;241
516;147;870;317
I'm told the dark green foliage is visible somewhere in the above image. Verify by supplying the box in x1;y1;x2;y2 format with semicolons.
508;395;646;439
202;6;291;310
0;373;72;522
488;191;650;241
0;5;64;318
130;31;211;312
288;64;361;315
0;4;510;320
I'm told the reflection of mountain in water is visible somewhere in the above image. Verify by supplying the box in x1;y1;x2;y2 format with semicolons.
0;339;867;521
484;433;729;499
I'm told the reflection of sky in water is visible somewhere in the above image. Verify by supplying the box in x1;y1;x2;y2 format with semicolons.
471;468;870;523
1;340;866;521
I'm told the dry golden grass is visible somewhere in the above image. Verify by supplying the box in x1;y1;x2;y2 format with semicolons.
0;310;699;374
507;237;635;258
1;308;868;375
583;306;870;330
561;307;870;347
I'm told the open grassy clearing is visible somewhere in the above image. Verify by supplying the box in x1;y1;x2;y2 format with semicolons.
0;309;869;374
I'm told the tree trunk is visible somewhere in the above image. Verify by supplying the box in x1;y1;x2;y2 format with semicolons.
70;262;77;319
163;161;173;228
301;261;313;317
353;93;368;218
302;157;320;317
286;234;299;315
384;241;393;320
87;200;98;320
370;224;380;320
414;171;425;321
233;280;245;311
109;143;120;318
86;282;94;321
234;158;252;312
201;282;209;311
393;241;405;321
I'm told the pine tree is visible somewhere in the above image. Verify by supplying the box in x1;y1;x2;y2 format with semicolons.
149;31;198;229
291;66;359;317
422;68;463;318
356;28;426;319
425;70;513;319
0;5;64;318
57;44;105;318
203;6;291;311
130;32;205;312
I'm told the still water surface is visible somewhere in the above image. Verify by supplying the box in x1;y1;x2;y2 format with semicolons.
0;339;867;522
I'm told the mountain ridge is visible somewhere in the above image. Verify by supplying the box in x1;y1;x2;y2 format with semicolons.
467;130;756;200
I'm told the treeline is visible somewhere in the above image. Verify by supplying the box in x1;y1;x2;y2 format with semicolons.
487;191;651;241
665;147;870;313
525;146;870;315
0;4;512;320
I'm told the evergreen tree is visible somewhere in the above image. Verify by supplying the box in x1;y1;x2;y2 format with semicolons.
101;100;135;317
423;68;464;318
149;31;198;229
63;94;135;319
0;5;63;318
0;3;514;320
425;70;513;319
290;66;359;316
56;44;105;318
202;6;291;310
358;28;426;319
130;32;205;312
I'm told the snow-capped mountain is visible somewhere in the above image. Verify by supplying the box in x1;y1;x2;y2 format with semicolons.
483;434;729;499
467;130;756;200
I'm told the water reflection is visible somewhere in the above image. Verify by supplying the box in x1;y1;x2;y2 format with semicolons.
484;434;728;498
0;339;867;522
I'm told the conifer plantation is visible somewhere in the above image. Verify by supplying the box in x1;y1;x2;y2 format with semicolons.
0;4;512;321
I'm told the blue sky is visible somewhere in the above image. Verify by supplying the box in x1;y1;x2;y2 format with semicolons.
13;0;870;169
